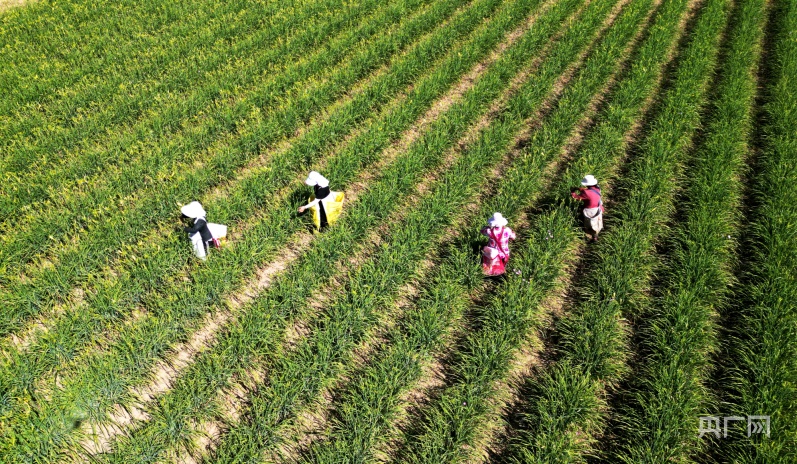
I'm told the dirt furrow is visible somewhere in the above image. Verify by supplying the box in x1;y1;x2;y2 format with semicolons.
166;11;558;462
75;5;529;453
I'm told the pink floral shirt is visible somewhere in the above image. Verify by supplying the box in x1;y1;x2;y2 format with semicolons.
480;226;516;256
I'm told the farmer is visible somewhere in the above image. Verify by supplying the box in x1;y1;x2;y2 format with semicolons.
571;174;604;242
181;201;222;260
297;171;345;231
480;212;516;276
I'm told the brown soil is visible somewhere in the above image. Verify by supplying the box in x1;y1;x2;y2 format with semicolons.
0;0;28;13
166;7;566;461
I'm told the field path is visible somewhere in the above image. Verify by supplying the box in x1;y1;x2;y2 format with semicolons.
0;0;27;13
73;0;537;453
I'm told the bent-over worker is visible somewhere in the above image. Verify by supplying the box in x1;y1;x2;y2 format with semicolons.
297;171;345;231
181;201;223;260
571;174;604;242
480;212;516;276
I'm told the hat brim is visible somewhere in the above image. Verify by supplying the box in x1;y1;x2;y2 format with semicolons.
181;202;206;218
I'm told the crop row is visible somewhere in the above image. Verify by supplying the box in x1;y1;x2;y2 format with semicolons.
73;0;552;459
202;0;623;459
504;0;731;459
383;0;667;461
0;0;335;166
0;0;254;116
87;1;556;457
0;0;462;338
0;0;387;217
299;0;670;460
604;0;767;461
715;0;797;461
0;0;409;260
0;0;520;460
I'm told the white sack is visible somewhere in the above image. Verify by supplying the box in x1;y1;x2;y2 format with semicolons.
207;223;227;239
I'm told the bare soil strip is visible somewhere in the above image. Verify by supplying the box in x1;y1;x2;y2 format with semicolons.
75;4;524;455
0;0;27;13
3;0;448;355
264;0;630;461
166;7;558;462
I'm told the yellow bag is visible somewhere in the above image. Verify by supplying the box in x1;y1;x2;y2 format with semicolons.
310;192;345;229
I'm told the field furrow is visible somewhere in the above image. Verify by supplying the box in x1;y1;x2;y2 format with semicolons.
0;0;390;220
710;0;797;460
0;0;467;348
600;0;767;460
0;0;347;179
500;0;731;459
0;0;525;460
68;0;542;458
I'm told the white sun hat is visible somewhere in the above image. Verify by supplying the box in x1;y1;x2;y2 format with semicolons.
180;201;206;219
304;171;329;187
488;212;508;228
580;174;598;186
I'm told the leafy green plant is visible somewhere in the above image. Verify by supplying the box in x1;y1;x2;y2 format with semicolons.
714;0;797;461
0;0;518;460
505;0;732;459
0;0;388;218
605;0;767;461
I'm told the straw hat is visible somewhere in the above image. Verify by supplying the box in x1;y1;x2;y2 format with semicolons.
304;171;329;187
180;201;206;219
488;212;508;228
580;174;598;186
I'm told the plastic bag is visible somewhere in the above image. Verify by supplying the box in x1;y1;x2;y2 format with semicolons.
207;223;227;239
310;192;345;229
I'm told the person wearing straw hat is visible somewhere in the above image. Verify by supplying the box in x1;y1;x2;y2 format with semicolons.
181;201;224;260
480;212;516;276
571;174;604;242
297;171;345;231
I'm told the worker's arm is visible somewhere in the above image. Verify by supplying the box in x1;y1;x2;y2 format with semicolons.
571;187;588;200
298;198;320;213
184;220;205;234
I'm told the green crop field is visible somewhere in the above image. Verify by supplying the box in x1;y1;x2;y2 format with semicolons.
0;0;794;462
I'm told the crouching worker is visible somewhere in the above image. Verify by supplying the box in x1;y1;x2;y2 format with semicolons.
181;201;227;260
481;212;516;276
571;174;604;242
297;171;345;232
